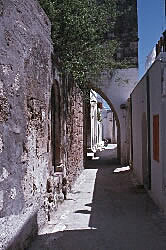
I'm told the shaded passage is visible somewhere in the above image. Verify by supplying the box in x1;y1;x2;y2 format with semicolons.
28;147;166;250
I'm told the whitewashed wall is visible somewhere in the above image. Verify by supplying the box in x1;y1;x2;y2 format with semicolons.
131;53;166;213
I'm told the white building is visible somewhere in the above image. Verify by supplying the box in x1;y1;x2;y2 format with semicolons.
89;90;103;153
131;52;166;213
102;109;117;143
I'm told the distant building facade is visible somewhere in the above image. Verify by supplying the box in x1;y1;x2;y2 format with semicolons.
102;109;117;144
89;90;103;153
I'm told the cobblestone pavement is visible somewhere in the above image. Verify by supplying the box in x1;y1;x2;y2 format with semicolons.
28;148;166;250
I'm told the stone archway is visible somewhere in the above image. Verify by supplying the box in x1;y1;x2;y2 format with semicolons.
89;68;138;164
91;87;121;162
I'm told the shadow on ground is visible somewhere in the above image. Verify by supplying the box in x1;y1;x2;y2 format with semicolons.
85;147;119;169
28;148;166;250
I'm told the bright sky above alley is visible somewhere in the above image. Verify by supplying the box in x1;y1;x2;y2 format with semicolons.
138;0;164;79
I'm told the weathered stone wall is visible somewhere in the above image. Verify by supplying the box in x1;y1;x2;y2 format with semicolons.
0;1;85;249
0;0;54;248
0;0;52;217
114;0;138;66
47;76;84;208
66;85;84;189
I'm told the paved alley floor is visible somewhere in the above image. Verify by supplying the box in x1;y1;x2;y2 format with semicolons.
28;147;166;250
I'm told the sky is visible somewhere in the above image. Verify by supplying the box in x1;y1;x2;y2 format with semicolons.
138;0;165;79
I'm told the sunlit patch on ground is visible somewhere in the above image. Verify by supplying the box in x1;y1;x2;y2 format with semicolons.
105;144;117;150
92;156;100;160
113;166;130;173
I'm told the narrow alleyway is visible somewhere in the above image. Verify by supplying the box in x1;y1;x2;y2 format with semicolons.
28;147;166;250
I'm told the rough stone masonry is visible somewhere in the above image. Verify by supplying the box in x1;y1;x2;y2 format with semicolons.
0;0;84;249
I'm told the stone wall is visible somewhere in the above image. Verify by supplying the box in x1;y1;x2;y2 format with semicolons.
66;84;84;189
0;0;53;248
0;0;53;217
0;0;85;249
114;0;138;66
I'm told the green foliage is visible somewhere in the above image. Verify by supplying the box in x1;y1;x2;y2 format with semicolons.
38;0;119;90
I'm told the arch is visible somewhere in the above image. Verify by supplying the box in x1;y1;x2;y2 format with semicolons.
51;81;61;172
90;86;121;161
